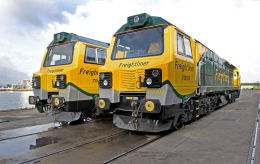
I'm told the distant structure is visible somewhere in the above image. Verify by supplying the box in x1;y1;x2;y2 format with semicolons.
241;82;260;90
13;80;32;89
0;79;32;90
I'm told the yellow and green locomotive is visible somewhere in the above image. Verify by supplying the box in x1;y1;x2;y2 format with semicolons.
96;13;240;132
29;32;109;122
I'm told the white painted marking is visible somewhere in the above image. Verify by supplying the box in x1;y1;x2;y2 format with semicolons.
250;97;260;164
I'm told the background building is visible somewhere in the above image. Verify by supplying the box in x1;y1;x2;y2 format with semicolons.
241;83;260;90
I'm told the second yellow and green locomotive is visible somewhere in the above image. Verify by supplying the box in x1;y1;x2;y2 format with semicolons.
29;32;109;122
96;13;240;132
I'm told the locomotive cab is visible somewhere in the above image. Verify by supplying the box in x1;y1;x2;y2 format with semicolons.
29;32;109;122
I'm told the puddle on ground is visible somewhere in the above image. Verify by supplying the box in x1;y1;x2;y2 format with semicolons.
0;115;33;119
30;136;58;149
0;135;59;154
0;122;60;140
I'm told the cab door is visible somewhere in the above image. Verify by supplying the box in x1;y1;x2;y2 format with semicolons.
174;31;197;96
79;45;106;95
233;70;240;87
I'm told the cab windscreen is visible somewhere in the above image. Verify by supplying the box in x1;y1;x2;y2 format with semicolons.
112;27;163;60
44;42;74;67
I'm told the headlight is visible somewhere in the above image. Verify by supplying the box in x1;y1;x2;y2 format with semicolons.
146;78;152;86
103;80;108;86
144;68;162;88
99;72;112;88
32;76;40;89
56;81;60;87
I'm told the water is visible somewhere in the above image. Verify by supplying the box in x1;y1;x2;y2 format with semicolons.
0;91;34;111
0;135;59;154
0;122;60;141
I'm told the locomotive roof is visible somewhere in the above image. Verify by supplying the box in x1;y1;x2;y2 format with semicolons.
114;13;238;70
115;13;172;34
195;39;237;69
50;32;109;48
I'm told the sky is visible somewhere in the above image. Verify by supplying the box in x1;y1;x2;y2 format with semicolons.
0;0;259;83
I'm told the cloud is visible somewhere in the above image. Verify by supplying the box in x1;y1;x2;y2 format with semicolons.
0;0;88;84
0;0;260;83
0;0;87;33
45;0;260;83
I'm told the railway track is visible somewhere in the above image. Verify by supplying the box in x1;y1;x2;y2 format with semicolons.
103;130;173;164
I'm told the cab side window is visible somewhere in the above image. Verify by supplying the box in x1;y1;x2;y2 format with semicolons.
85;46;106;65
177;33;184;55
97;49;106;65
184;37;192;57
177;32;192;58
85;47;96;63
234;72;239;79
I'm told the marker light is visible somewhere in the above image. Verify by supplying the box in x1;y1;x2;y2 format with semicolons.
152;69;159;77
100;73;105;80
60;74;65;81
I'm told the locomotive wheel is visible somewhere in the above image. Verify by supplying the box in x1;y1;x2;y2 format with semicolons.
69;119;84;125
36;105;44;113
173;116;185;130
174;121;184;130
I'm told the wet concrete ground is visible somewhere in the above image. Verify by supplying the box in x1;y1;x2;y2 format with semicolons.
0;109;156;164
0;90;259;164
110;90;260;164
